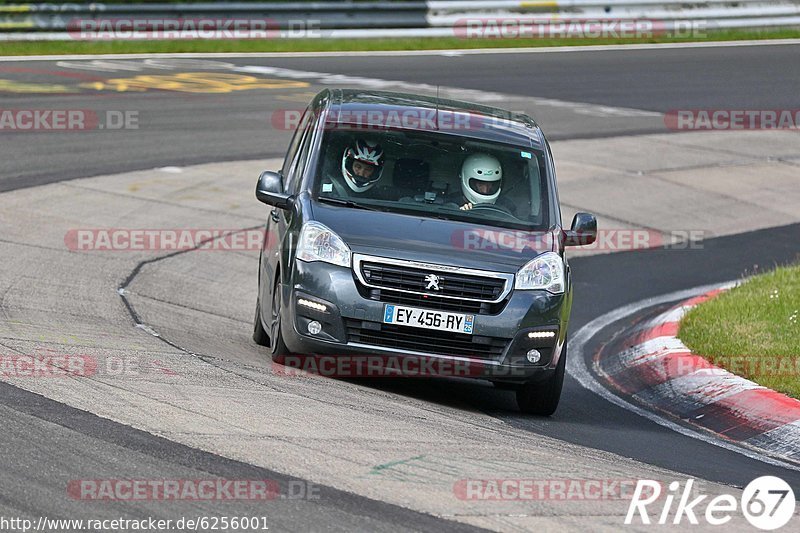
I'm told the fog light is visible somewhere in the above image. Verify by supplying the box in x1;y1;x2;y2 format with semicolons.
307;320;322;335
526;349;542;364
298;298;327;312
528;331;556;339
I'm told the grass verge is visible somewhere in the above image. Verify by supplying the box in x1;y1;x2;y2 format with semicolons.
680;265;800;399
1;28;800;56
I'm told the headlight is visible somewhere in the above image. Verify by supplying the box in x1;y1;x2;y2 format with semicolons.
514;252;565;293
296;221;351;268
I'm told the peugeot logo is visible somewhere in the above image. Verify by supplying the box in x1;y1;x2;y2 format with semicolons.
424;273;441;291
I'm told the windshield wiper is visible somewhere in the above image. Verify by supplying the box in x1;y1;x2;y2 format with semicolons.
317;197;381;211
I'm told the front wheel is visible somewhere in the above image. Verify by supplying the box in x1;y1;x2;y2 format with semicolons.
253;299;270;346
269;278;291;362
515;339;567;416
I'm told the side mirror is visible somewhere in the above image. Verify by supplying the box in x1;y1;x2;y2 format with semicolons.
255;170;293;209
564;212;597;246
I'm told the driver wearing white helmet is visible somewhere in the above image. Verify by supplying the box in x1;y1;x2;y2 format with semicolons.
450;153;515;212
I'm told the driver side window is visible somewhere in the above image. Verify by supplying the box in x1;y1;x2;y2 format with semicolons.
286;119;316;194
280;108;313;187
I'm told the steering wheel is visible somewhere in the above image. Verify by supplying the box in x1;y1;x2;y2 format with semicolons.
468;203;514;216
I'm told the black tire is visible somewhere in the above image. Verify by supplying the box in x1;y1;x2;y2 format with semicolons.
253;299;270;346
515;339;567;416
269;278;291;362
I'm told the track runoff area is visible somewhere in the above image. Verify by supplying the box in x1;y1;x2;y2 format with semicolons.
0;41;799;531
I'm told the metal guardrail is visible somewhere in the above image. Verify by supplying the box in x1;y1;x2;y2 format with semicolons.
0;2;430;31
1;1;798;37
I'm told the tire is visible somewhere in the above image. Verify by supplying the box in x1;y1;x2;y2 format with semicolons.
252;299;270;346
515;339;567;416
269;278;291;362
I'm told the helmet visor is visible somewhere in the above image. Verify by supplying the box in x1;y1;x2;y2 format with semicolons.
349;157;380;185
468;178;501;196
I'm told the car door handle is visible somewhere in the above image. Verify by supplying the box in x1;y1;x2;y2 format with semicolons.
270;210;280;222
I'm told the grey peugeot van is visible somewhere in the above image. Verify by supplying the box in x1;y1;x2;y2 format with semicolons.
253;89;596;415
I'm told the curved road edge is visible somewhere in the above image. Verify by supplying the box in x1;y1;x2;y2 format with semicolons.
597;285;800;467
569;281;800;472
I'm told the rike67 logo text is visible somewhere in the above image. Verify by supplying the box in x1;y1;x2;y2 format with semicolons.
626;477;795;530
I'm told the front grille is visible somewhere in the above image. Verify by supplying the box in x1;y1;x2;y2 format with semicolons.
345;319;508;360
367;289;488;314
360;261;506;301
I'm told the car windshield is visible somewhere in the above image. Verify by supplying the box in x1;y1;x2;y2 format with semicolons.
312;127;552;231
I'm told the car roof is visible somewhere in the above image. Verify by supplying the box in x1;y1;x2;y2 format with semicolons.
318;89;545;149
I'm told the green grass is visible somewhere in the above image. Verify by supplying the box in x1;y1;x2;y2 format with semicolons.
680;265;800;399
1;28;799;56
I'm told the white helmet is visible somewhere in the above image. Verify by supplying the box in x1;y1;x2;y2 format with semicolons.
460;153;502;205
341;139;385;193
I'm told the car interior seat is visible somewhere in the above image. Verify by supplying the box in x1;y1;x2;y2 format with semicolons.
392;158;431;197
498;156;533;218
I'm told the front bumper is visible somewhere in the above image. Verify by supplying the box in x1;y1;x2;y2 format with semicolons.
279;259;571;383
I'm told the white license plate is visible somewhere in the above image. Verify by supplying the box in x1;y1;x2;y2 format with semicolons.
383;304;474;334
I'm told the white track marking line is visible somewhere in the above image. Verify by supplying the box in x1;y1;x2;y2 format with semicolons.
231;63;660;116
28;58;661;118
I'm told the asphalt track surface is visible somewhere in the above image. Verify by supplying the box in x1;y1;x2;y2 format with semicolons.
1;43;800;529
2;42;800;190
229;44;800;112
